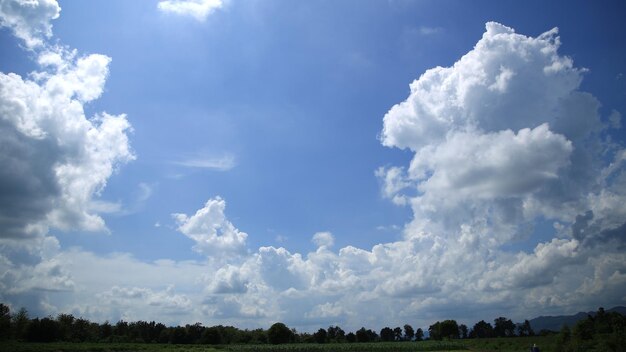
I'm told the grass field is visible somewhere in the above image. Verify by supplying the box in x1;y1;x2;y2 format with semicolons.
0;336;558;352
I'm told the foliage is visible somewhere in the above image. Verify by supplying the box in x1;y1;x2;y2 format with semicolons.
403;324;415;341
429;320;459;340
268;323;293;344
0;302;622;352
554;307;626;352
469;320;494;339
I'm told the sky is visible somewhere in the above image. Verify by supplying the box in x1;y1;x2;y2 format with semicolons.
0;0;625;333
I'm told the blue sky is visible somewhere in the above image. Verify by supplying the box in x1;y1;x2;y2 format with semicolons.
1;0;625;332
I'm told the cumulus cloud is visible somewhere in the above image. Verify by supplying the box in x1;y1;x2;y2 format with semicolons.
0;0;136;321
173;197;248;257
0;48;134;238
372;21;626;322
0;1;134;239
157;0;223;21
0;0;60;48
312;232;334;248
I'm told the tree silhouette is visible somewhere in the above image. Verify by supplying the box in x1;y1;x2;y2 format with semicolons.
470;320;494;338
380;327;394;342
403;324;415;341
268;322;292;344
415;328;424;341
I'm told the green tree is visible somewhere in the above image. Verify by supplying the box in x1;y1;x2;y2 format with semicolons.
494;317;515;337
11;308;29;341
314;328;327;343
268;322;292;344
440;320;460;339
356;327;377;342
327;325;345;342
459;324;468;339
415;328;424;341
393;326;403;341
201;326;223;344
0;304;10;340
429;322;442;340
403;324;415;341
555;325;572;352
380;327;394;342
56;313;75;341
517;320;534;337
470;320;494;338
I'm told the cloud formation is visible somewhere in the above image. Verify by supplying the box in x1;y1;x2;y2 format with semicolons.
0;0;60;48
0;1;134;239
157;0;223;21
0;0;134;316
173;197;248;258
1;14;624;333
174;154;236;171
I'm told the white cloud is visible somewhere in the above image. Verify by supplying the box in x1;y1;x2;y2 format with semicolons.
312;231;334;248
609;110;622;129
0;11;134;239
157;0;223;21
0;50;134;237
410;124;572;202
0;0;60;48
418;26;442;36
173;197;248;258
175;154;236;171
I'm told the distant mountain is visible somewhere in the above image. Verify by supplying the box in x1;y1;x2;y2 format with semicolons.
529;306;626;332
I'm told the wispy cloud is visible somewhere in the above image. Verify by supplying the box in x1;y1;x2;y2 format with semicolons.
174;154;236;171
157;0;223;22
418;26;442;35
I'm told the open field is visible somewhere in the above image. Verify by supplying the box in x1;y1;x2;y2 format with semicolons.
0;336;558;352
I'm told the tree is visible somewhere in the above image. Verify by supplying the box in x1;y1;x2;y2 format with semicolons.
169;326;187;344
517;320;534;337
268;322;292;344
393;327;403;341
100;321;113;341
346;332;356;343
313;328;327;343
470;320;494;338
201;326;223;344
403;324;415;341
440;320;460;339
0;304;10;340
429;322;442;340
26;317;59;342
11;308;29;341
56;313;75;341
494;317;515;337
459;324;468;339
380;327;394;342
327;325;345;342
555;325;571;352
356;327;377;342
415;328;424;341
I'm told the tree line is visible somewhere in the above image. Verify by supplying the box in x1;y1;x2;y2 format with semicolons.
0;303;615;345
553;307;625;352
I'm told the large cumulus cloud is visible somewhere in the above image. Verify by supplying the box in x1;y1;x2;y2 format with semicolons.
0;0;133;315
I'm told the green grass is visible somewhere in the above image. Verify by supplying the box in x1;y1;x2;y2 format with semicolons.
462;335;557;352
0;341;221;352
224;341;466;352
0;338;562;352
